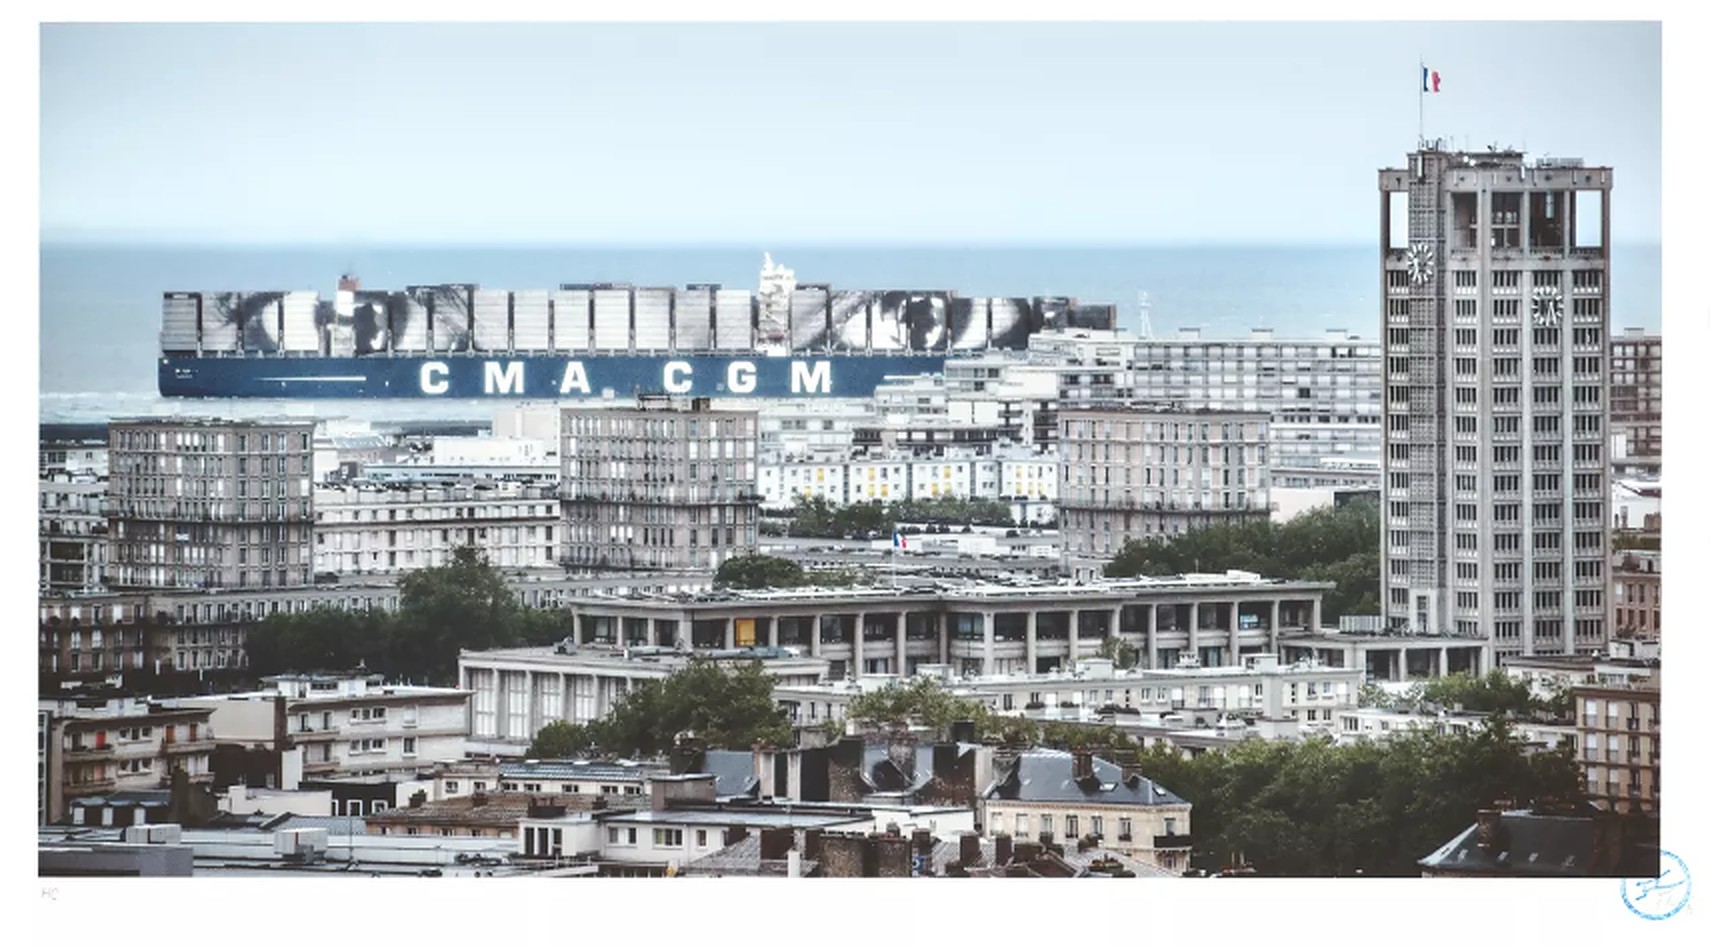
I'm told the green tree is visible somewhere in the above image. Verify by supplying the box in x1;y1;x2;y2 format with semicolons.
528;720;595;758
715;553;807;589
581;659;793;757
1096;636;1139;669
245;607;394;678
393;546;525;683
1105;499;1379;621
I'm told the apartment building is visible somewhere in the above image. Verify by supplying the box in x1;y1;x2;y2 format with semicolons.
1609;328;1660;462
1379;145;1612;657
39;479;108;593
177;673;471;781
560;397;759;572
1575;673;1660;814
1057;407;1271;577
41;695;216;823
312;483;560;576
107;417;315;590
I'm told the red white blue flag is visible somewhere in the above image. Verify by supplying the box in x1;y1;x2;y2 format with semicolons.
893;531;907;550
1421;66;1441;93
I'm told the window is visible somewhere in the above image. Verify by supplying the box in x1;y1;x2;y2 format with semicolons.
402;737;416;756
1064;815;1079;838
1090;816;1104;838
653;828;684;848
445;780;459;795
1015;814;1030;838
696;829;708;847
1118;817;1133;841
1164;817;1178;836
1040;814;1054;837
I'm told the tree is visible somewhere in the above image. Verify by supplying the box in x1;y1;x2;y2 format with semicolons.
528;720;594;758
581;659;793;757
1096;636;1139;669
715;553;806;589
245;607;393;678
1105;499;1379;621
393;546;525;683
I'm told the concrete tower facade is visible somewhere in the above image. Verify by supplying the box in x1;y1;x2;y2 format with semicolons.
1379;144;1611;659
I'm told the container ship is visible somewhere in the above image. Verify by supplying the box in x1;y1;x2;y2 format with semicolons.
157;255;1115;400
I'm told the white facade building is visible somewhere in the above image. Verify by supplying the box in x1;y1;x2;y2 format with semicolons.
177;673;471;780
312;484;560;575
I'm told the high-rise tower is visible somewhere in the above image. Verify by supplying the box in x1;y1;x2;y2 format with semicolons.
1379;144;1611;659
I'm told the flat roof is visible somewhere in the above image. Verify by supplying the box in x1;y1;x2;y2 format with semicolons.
598;809;870;829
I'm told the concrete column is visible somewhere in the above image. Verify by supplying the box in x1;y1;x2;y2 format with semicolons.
1308;598;1321;633
1146;605;1159;670
938;613;949;665
982;610;996;677
1270;599;1281;653
1392;650;1405;683
767;617;779;649
1440;646;1450;678
811;617;822;658
646;618;659;647
571;610;583;645
1025;610;1038;675
896;612;908;677
523;670;536;738
724;616;736;650
1188;601;1200;664
1067;609;1081;668
852;611;866;679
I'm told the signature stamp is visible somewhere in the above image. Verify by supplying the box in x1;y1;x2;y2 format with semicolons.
1622;850;1690;921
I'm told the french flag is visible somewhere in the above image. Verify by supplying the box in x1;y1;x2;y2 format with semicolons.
893;531;907;550
1421;65;1441;93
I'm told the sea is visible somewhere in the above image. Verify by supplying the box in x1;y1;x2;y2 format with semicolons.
37;242;1664;425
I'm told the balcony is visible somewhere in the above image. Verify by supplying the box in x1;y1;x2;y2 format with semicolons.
62;745;114;763
1153;834;1194;849
161;739;208;756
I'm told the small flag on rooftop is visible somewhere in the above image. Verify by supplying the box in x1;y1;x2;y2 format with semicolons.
893;531;907;550
1422;65;1442;93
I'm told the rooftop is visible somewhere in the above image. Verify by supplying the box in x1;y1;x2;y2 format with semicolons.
985;749;1189;808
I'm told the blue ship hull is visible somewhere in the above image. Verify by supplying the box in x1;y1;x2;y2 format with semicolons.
158;353;947;399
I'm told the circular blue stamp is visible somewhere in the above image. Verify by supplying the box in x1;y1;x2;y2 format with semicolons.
1622;850;1690;921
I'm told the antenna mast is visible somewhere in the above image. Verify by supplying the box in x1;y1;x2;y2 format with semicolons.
1136;291;1153;339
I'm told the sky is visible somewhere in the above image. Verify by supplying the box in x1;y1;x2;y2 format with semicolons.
39;20;1663;245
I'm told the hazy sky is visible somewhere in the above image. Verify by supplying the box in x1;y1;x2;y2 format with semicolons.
39;21;1662;245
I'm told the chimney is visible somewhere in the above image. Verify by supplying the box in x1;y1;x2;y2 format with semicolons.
949;720;977;744
1071;748;1095;782
912;828;934;862
724;825;749;847
1116;748;1145;785
760;827;793;861
469;791;488;808
408;790;426;809
994;832;1013;865
958;831;981;867
1475;809;1503;850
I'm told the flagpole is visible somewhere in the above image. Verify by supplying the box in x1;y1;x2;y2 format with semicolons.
1418;57;1424;146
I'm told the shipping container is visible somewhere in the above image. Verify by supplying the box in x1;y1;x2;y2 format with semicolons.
633;288;673;351
472;289;511;351
789;287;830;351
512;290;550;351
949;298;990;350
280;291;321;352
829;291;872;353
989;298;1032;349
676;287;714;350
551;289;592;352
161;293;201;352
593;288;631;352
714;289;752;350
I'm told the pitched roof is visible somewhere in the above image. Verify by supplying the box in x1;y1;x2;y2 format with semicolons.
677;836;820;877
701;750;761;799
1418;810;1651;877
983;750;1188;807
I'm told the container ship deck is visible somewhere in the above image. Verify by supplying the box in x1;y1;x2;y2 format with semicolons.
157;257;1114;400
